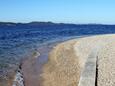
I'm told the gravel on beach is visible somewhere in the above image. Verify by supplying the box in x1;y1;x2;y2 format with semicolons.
42;34;115;86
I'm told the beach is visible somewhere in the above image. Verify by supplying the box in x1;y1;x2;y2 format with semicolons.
42;39;81;86
40;34;115;86
3;34;115;86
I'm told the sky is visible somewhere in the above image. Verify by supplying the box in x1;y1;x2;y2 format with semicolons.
0;0;115;24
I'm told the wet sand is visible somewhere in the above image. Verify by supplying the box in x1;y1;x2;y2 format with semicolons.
21;44;55;86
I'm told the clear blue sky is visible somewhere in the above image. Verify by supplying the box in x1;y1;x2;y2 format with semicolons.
0;0;115;24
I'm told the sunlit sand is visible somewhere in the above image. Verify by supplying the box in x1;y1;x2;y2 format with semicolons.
41;34;115;86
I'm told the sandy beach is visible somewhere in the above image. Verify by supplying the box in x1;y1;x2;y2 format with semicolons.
41;34;115;86
42;39;81;86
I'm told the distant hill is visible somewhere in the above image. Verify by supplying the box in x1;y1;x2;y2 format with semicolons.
0;21;115;29
0;21;74;29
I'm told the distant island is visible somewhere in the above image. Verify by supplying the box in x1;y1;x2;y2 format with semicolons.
0;21;115;29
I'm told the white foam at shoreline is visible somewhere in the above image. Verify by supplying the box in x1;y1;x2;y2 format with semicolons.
12;69;24;86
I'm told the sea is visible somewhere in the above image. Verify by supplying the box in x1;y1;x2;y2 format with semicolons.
0;24;115;78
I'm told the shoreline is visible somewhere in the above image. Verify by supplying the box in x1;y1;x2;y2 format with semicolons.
18;36;84;86
11;34;115;86
0;35;99;86
11;35;90;86
21;39;64;86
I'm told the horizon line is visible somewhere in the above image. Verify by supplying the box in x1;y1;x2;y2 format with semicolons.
0;21;115;25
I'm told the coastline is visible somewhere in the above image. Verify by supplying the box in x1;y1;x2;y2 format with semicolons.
19;36;83;86
20;39;69;86
11;34;115;86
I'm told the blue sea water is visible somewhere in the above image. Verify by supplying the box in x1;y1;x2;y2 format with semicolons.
0;25;115;74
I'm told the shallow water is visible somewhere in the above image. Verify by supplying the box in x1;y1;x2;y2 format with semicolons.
22;43;53;86
21;37;78;86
